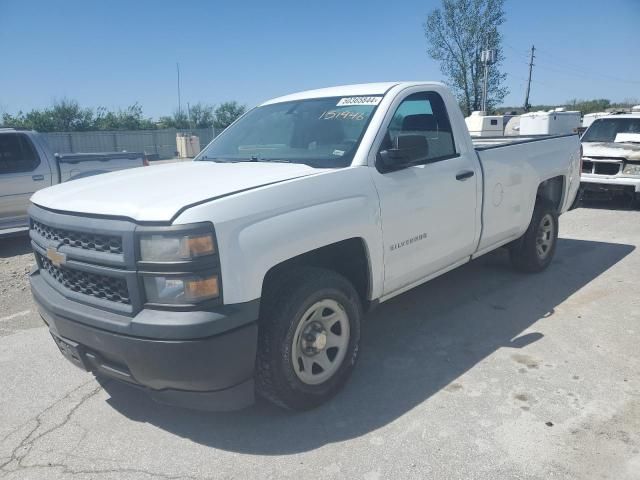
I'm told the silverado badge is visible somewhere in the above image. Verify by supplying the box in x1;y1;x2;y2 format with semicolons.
46;247;66;267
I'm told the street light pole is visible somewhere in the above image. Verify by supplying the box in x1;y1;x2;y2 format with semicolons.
176;62;182;118
480;48;495;113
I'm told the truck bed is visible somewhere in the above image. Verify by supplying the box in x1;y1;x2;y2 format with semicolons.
56;151;144;182
472;133;581;255
472;134;578;150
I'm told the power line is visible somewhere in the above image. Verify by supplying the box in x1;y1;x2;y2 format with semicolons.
532;46;640;84
504;42;640;85
535;62;640;84
503;41;530;61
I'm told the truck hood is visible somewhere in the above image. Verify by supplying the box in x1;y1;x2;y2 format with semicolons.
31;161;321;222
583;142;640;160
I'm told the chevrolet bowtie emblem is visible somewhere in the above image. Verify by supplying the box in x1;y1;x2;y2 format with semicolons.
46;247;67;267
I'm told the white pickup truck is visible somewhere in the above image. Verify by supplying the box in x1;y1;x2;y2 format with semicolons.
0;128;146;236
28;82;581;411
579;114;640;203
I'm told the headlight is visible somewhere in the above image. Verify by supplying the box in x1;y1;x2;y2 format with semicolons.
143;273;220;304
140;231;216;262
623;163;640;176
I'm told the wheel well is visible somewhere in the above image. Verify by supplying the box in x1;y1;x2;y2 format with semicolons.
537;176;564;212
261;238;371;306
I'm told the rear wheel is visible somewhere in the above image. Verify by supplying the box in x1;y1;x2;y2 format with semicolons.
256;267;362;410
510;199;558;273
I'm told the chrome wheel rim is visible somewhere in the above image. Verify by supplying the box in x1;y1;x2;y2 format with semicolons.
291;299;350;385
536;213;555;259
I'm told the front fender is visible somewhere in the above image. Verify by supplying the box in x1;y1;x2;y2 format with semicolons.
173;167;384;304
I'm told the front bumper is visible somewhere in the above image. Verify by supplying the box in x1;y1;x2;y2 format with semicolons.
581;175;640;194
31;271;259;411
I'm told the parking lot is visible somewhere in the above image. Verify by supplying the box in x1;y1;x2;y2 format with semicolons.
0;203;639;479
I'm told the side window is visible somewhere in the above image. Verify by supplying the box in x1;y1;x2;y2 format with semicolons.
380;91;456;162
0;134;39;174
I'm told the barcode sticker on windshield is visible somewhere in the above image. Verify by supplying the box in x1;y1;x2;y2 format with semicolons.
337;96;382;106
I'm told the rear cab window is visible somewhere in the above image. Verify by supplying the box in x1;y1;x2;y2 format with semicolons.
0;133;40;174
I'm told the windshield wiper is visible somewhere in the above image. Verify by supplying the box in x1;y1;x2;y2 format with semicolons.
201;155;293;164
200;156;251;163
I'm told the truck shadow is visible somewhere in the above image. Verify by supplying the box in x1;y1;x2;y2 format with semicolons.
102;237;633;454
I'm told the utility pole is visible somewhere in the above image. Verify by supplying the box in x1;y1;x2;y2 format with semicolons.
176;62;182;119
481;47;496;113
524;45;535;112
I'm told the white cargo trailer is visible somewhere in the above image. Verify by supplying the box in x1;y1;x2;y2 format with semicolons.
465;111;504;137
520;109;580;135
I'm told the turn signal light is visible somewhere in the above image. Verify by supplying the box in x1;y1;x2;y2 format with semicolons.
182;234;216;258
185;276;220;301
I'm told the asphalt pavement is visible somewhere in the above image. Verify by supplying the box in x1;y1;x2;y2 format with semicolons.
1;202;639;479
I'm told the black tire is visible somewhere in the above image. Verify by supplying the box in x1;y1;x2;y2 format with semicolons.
509;199;559;273
256;266;362;410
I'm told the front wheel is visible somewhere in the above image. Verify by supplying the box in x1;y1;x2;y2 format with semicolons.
256;267;362;410
509;199;559;273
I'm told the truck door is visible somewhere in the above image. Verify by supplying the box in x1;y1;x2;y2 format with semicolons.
0;133;52;229
369;89;479;296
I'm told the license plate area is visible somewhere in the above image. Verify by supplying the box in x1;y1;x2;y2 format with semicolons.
50;332;89;371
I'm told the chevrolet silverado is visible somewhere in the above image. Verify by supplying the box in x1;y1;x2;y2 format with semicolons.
28;82;581;411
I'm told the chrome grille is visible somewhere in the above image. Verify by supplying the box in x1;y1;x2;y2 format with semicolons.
37;253;130;304
32;220;123;254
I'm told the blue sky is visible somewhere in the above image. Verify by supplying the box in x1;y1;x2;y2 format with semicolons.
1;0;638;118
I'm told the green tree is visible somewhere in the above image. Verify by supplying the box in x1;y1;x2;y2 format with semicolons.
49;99;94;131
93;103;156;130
565;98;611;115
2;99;94;132
214;101;246;130
424;0;508;115
158;110;189;129
498;98;640;115
189;102;216;128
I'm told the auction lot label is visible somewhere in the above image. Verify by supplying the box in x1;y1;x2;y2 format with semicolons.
337;96;382;106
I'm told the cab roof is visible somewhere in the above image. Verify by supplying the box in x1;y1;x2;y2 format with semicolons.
595;113;640;120
260;81;446;105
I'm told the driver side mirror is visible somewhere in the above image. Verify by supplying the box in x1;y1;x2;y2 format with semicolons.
376;134;429;172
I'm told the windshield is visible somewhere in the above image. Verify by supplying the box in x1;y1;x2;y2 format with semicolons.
582;117;640;143
196;96;382;168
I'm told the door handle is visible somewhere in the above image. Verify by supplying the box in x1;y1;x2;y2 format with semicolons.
32;174;44;181
456;170;474;181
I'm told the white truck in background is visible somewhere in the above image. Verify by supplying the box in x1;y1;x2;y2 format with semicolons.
580;113;640;203
582;106;640;129
0;128;146;236
28;82;581;411
582;112;611;129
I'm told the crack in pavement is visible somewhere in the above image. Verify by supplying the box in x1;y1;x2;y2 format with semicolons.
0;380;95;446
4;463;216;480
0;380;215;480
0;380;102;475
